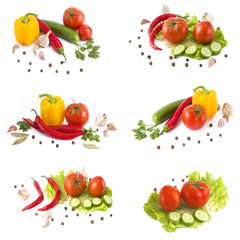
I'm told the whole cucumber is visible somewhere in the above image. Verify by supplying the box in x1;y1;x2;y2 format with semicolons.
152;99;185;124
41;19;80;44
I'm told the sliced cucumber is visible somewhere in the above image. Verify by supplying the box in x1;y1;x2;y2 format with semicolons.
92;197;102;206
210;42;222;55
194;210;211;222
172;45;186;56
103;195;112;207
82;199;92;209
181;212;195;227
185;45;197;57
168;212;181;226
70;198;81;208
200;47;212;58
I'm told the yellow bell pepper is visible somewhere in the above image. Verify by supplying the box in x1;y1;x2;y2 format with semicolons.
192;85;218;119
14;13;39;46
39;93;65;126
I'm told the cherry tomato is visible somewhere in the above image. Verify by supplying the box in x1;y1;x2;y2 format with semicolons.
162;17;188;44
63;7;85;30
64;173;86;197
78;24;93;41
88;176;106;197
193;21;215;44
182;104;207;130
181;180;210;208
65;101;89;126
159;185;181;211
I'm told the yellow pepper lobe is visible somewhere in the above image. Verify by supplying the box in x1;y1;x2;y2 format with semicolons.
192;86;218;119
39;94;65;126
14;14;39;46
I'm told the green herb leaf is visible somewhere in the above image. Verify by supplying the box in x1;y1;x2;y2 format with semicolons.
17;120;31;132
81;127;100;142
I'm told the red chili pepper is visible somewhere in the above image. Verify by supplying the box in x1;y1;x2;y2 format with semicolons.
31;109;85;140
22;178;44;211
161;97;192;134
36;18;66;62
148;13;177;37
23;118;83;134
149;22;164;50
38;176;60;211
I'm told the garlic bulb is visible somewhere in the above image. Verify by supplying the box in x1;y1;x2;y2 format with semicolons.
202;12;214;22
37;31;51;48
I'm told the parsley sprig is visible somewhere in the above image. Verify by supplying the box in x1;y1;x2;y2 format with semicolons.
17;120;31;132
75;38;100;61
81;127;100;142
132;120;161;140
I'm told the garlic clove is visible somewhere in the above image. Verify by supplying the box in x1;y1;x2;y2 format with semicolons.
81;166;89;180
37;31;51;48
33;43;41;55
223;114;229;122
8;125;18;132
222;103;233;116
141;19;150;25
202;12;214;22
208;57;216;67
42;212;52;219
159;3;170;14
18;188;30;200
218;119;225;128
12;44;19;54
103;129;109;137
42;219;50;228
107;123;117;131
95;113;108;127
39;51;46;61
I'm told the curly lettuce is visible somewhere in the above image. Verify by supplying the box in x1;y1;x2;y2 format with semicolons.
144;171;228;233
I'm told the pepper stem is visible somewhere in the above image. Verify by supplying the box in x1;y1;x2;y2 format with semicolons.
31;109;38;116
41;175;49;181
193;85;209;95
39;93;57;104
22;13;38;24
31;177;36;183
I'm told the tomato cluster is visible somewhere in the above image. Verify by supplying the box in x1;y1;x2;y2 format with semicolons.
159;181;210;211
64;173;106;198
63;7;93;41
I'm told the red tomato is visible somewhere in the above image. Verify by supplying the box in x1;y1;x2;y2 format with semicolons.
78;24;93;41
182;104;207;130
162;17;188;44
159;185;181;211
65;101;89;126
181;180;210;208
193;21;215;44
88;176;106;197
64;173;86;197
63;7;85;30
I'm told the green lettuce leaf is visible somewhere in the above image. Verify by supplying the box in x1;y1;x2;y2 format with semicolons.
45;170;74;204
189;171;228;212
144;171;228;233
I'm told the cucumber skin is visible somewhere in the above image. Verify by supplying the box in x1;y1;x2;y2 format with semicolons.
42;19;80;44
194;210;211;222
152;99;185;124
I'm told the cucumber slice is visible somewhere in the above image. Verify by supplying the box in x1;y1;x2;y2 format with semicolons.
181;212;195;227
185;45;197;57
103;195;112;207
168;212;181;226
194;210;211;222
92;197;102;206
200;47;212;58
82;199;92;209
210;42;222;55
70;198;81;208
172;45;186;56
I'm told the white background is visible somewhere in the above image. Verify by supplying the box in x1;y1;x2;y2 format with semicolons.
0;0;239;239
